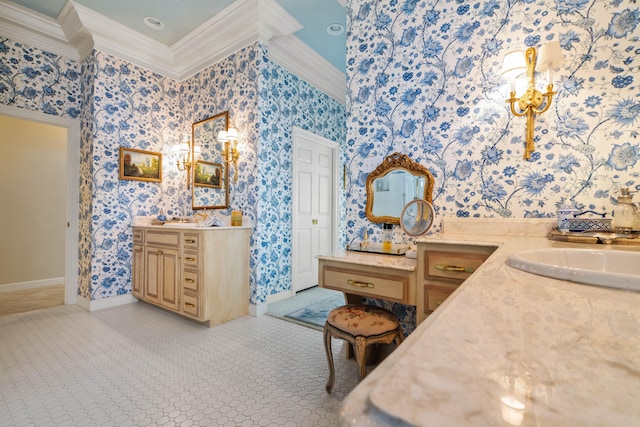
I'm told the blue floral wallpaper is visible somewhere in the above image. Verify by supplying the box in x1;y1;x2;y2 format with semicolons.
346;0;639;331
1;36;346;304
4;0;636;326
253;51;346;303
0;38;81;117
81;51;188;299
180;43;346;304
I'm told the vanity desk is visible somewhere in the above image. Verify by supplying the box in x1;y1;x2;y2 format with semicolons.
318;242;496;326
318;251;417;308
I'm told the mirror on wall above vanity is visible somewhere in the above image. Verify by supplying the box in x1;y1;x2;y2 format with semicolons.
191;112;229;210
365;152;434;224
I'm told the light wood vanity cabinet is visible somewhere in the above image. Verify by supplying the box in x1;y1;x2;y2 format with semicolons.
416;243;496;324
132;226;250;327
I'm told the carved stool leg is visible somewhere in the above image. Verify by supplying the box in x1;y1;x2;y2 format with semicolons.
395;327;404;346
355;336;368;381
324;324;336;393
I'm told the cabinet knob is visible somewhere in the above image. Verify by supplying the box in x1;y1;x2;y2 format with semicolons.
153;250;163;255
185;239;196;244
185;302;196;308
185;278;195;283
347;279;374;289
185;257;196;262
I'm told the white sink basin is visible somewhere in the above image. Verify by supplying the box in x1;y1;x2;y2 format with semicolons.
506;248;640;291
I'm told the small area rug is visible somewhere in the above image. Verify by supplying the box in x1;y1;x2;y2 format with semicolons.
285;293;345;330
266;287;345;331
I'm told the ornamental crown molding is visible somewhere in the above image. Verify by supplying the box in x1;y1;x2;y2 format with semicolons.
0;0;345;104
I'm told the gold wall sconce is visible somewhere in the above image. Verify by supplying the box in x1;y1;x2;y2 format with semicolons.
501;41;564;160
217;127;240;183
173;140;200;189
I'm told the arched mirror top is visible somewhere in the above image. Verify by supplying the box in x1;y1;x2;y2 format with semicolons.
365;152;434;224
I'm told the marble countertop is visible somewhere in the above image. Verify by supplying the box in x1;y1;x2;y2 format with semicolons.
339;218;640;426
318;251;417;272
132;215;251;230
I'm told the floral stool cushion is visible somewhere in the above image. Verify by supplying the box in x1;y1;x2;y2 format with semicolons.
326;304;401;338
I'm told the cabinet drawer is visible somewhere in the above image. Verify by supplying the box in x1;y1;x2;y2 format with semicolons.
132;229;144;244
425;252;488;282
183;252;200;269
183;270;200;293
182;293;201;318
322;266;408;303
183;233;200;250
426;284;458;312
146;231;180;246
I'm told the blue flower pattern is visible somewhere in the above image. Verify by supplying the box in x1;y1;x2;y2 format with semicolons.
1;0;639;331
345;0;639;330
2;40;344;303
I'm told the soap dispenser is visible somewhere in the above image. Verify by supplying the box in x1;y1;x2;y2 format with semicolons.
613;188;637;231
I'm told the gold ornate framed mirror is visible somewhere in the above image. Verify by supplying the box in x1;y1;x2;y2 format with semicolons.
365;152;434;224
191;112;229;210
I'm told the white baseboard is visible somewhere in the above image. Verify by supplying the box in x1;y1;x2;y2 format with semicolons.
0;277;65;292
249;302;268;317
76;293;137;312
247;289;295;317
267;289;295;304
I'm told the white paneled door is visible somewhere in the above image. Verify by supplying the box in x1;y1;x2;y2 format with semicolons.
292;128;338;293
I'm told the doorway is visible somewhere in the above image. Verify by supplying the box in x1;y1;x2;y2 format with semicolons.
0;104;80;306
291;127;339;292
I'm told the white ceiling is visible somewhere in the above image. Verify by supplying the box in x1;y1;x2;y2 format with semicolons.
0;0;347;102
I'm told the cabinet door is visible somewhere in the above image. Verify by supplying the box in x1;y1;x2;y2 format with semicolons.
159;248;180;310
132;244;144;298
144;246;180;310
144;246;162;304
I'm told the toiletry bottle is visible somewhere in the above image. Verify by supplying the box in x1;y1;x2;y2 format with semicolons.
382;223;393;251
361;229;370;249
613;188;637;231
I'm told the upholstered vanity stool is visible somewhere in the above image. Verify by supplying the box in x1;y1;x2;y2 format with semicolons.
324;304;404;393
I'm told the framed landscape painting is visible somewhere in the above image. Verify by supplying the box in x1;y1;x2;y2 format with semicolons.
119;147;162;182
194;161;222;188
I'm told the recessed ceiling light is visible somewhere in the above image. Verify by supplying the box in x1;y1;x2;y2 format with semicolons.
326;23;344;36
144;17;165;30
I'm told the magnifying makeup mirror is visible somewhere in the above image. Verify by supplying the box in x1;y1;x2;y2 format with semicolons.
400;199;435;237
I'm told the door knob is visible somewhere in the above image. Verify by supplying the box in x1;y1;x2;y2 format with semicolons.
312;219;318;225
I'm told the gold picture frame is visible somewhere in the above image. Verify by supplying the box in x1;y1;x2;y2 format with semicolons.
119;147;162;182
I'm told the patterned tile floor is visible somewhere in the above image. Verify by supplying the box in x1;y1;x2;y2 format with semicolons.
0;301;359;426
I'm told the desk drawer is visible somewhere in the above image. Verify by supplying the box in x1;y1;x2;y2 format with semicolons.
321;265;408;303
132;229;144;244
183;233;200;250
424;251;488;282
182;270;200;293
183;252;200;269
426;284;458;311
182;292;201;319
146;231;180;247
